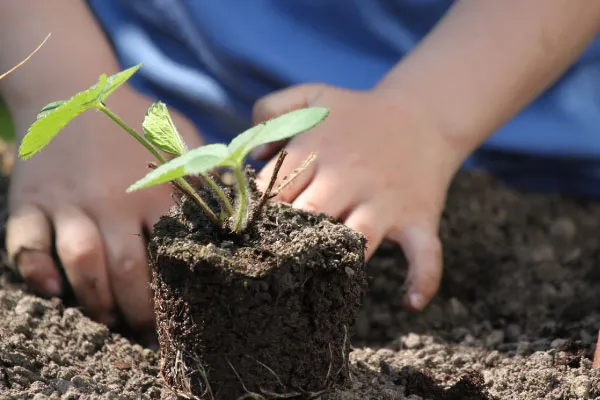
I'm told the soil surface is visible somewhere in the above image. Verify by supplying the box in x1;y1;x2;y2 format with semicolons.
149;194;367;398
2;169;600;399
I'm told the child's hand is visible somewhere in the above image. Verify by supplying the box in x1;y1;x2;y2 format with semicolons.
251;0;600;313
253;84;466;311
6;88;204;333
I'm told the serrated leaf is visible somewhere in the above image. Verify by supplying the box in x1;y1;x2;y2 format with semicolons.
100;63;143;101
37;101;67;119
143;102;187;156
227;107;328;163
127;143;228;192
19;74;108;160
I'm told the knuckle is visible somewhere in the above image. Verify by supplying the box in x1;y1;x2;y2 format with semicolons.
302;83;329;100
351;220;376;243
299;199;320;214
59;238;99;268
12;181;43;199
77;187;114;205
252;99;271;120
108;255;145;282
14;253;43;279
78;275;106;301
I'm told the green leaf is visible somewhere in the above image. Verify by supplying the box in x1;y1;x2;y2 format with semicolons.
227;107;328;163
127;143;228;192
100;63;143;101
37;101;67;119
142;102;187;156
19;74;108;160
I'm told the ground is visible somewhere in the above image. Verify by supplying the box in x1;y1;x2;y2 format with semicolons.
1;169;600;399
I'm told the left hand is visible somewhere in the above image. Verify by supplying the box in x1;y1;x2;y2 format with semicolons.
252;84;465;312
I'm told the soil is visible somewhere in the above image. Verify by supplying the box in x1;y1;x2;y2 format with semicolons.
2;168;600;399
148;184;367;398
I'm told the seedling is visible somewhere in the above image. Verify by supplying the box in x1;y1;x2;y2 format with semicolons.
18;64;328;232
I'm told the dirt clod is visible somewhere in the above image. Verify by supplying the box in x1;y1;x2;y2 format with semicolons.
149;188;367;398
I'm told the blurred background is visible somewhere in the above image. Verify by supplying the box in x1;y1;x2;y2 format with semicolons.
0;97;16;174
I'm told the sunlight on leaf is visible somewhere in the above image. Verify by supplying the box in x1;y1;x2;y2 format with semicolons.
19;74;107;159
100;63;143;102
227;107;328;163
37;101;67;119
143;102;187;156
127;143;228;192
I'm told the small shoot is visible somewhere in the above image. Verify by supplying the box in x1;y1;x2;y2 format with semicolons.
143;102;187;157
18;64;329;233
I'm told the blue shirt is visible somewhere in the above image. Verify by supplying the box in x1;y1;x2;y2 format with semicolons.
86;0;600;198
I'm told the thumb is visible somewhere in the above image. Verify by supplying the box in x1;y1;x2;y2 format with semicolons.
252;83;328;124
388;223;443;312
250;84;328;160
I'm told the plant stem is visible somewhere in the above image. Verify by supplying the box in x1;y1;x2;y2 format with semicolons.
203;175;234;216
176;180;221;226
233;165;249;232
99;103;166;163
98;104;221;226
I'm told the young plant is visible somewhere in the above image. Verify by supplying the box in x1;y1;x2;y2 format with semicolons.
18;64;328;233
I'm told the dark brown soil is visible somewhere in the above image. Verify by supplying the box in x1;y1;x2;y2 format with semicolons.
149;188;367;398
2;168;600;399
0;288;176;400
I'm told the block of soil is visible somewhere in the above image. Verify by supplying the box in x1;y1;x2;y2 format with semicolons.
148;190;367;398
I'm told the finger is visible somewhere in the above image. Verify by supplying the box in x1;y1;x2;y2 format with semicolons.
343;204;386;260
252;84;328;195
388;223;443;312
6;204;61;296
143;187;174;230
291;174;355;218
100;218;154;331
252;83;328;125
256;146;317;201
54;207;114;325
251;140;288;161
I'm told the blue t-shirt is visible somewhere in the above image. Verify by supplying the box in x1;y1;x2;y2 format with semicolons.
86;0;600;198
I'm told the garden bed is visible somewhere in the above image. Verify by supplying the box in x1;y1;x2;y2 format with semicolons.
1;169;600;399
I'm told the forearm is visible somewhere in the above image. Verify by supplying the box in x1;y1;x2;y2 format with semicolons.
376;0;600;159
0;1;123;136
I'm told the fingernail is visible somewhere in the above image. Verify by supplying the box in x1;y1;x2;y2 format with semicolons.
251;144;268;159
16;250;49;271
409;292;425;311
43;278;62;296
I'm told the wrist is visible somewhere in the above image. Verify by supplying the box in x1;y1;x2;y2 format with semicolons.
369;83;472;175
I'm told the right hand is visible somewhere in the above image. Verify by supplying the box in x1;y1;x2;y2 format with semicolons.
5;87;203;333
